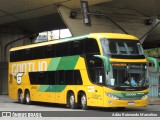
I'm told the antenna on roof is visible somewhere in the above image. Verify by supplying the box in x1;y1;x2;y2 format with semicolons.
80;0;128;34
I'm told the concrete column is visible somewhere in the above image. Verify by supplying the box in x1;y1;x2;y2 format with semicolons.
0;28;33;62
0;62;8;95
0;27;33;94
58;5;154;42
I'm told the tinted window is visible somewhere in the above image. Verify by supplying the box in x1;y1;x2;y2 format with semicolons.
56;42;69;57
10;38;100;62
10;51;16;62
65;70;74;85
89;68;105;84
22;49;31;61
32;46;44;59
47;71;56;85
58;70;65;85
85;54;103;69
38;72;46;84
69;40;85;55
85;39;100;54
74;70;83;85
108;40;144;55
29;72;38;84
44;45;55;58
29;70;82;85
85;54;105;85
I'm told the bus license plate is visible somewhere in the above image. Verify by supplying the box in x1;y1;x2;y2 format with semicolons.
128;102;135;105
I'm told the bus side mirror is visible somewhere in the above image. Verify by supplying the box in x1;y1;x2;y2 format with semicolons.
94;55;110;72
147;57;159;72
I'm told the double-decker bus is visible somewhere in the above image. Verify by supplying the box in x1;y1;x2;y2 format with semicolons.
8;33;158;110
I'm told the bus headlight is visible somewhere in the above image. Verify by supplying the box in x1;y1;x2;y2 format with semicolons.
141;94;148;100
106;92;119;100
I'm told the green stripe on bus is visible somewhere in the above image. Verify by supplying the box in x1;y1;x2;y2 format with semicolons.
47;55;79;71
46;85;66;92
57;55;79;70
37;85;66;92
37;85;49;92
111;92;148;98
47;57;61;71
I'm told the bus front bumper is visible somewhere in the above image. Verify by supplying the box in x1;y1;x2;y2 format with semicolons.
103;98;148;107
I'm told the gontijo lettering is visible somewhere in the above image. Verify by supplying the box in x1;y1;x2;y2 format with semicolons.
11;61;47;75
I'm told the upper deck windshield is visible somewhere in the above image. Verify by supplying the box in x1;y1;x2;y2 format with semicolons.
100;38;144;58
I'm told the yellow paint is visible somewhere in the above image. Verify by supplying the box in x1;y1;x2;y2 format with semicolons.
74;57;86;70
88;33;138;40
110;58;147;63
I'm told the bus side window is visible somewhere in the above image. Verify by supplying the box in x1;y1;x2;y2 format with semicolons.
44;45;55;58
57;70;65;85
84;38;100;54
56;42;69;57
29;72;38;84
38;72;45;84
88;68;104;85
47;71;55;85
10;51;15;62
86;55;105;85
74;70;83;85
65;70;74;85
10;50;25;62
74;41;79;47
69;40;85;56
22;49;31;61
32;46;44;60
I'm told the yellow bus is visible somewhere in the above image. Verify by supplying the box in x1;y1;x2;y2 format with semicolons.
8;33;158;110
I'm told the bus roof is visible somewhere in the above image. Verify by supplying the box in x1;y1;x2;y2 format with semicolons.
88;33;138;40
10;33;138;51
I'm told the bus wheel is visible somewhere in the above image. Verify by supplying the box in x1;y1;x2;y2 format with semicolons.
25;91;31;105
18;91;24;104
81;93;88;110
69;93;77;109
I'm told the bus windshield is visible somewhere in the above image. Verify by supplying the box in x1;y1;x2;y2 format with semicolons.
106;63;148;89
101;38;144;56
100;38;148;90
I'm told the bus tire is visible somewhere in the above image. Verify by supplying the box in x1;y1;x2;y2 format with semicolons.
18;90;24;104
25;91;31;105
68;92;77;109
81;93;88;110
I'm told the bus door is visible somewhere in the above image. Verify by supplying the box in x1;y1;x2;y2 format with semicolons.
90;68;104;107
86;54;106;106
